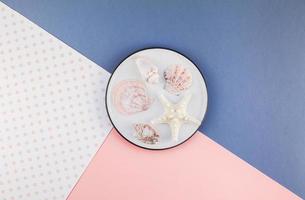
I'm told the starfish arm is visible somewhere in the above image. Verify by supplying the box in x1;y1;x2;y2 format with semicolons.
177;93;192;111
159;94;172;108
184;114;201;125
169;119;182;141
151;115;168;124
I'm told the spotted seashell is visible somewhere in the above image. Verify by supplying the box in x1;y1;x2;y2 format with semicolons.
164;65;192;94
133;123;159;144
135;56;159;84
112;80;153;115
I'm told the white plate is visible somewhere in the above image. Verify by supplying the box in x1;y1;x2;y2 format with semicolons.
106;48;208;149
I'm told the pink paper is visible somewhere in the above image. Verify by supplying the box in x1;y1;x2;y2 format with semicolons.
67;129;300;200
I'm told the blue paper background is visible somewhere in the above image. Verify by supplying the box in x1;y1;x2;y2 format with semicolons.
2;0;305;198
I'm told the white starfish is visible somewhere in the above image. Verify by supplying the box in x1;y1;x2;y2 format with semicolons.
151;93;200;141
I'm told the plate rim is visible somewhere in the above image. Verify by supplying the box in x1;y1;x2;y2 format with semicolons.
105;46;209;150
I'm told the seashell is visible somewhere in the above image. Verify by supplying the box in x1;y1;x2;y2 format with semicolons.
164;65;192;94
112;80;153;115
133;123;159;144
135;56;159;84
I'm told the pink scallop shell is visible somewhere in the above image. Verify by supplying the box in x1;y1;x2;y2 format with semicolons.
112;80;153;115
164;65;192;94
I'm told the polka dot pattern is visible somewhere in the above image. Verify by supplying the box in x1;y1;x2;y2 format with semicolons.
0;3;112;200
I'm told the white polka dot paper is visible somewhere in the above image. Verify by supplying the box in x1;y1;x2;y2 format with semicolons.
0;2;112;200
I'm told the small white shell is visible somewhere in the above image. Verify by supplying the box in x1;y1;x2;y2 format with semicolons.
133;123;159;144
112;80;153;115
135;56;159;84
164;65;192;94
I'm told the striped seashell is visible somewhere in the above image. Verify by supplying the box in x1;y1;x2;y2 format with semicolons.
112;80;153;115
164;65;192;94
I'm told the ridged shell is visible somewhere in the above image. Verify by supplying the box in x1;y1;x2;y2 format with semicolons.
133;123;159;144
135;56;159;84
112;80;153;115
164;65;192;94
